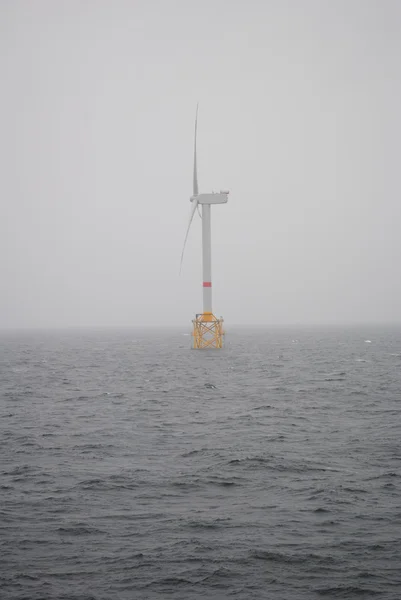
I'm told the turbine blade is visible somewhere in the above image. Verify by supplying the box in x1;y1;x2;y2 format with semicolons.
193;103;199;196
180;200;198;274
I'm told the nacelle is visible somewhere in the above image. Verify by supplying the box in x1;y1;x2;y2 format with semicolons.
191;192;229;205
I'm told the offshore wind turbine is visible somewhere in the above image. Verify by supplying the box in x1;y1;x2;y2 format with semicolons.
180;106;229;349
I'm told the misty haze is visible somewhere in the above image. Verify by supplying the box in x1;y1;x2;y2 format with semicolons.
1;1;400;599
1;0;401;328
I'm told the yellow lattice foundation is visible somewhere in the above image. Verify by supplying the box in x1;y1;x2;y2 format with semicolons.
192;313;224;349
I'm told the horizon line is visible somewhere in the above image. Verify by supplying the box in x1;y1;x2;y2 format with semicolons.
1;321;401;333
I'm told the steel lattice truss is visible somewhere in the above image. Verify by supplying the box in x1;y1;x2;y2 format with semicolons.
192;314;224;349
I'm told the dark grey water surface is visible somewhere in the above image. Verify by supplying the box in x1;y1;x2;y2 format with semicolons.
1;326;401;599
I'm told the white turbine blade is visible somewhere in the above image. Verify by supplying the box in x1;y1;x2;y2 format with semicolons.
193;103;199;196
180;200;198;274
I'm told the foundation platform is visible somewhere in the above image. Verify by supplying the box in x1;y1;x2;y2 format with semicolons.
192;313;224;349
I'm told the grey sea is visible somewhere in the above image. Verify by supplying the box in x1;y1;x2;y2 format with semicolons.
1;326;400;599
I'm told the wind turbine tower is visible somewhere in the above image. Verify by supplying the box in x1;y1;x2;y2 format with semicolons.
180;106;229;349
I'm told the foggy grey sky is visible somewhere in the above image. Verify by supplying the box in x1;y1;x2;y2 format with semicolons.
1;0;400;328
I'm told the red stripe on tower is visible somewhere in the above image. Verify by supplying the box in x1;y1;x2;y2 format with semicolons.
203;282;212;287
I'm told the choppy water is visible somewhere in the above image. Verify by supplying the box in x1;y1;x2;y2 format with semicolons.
1;326;400;599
